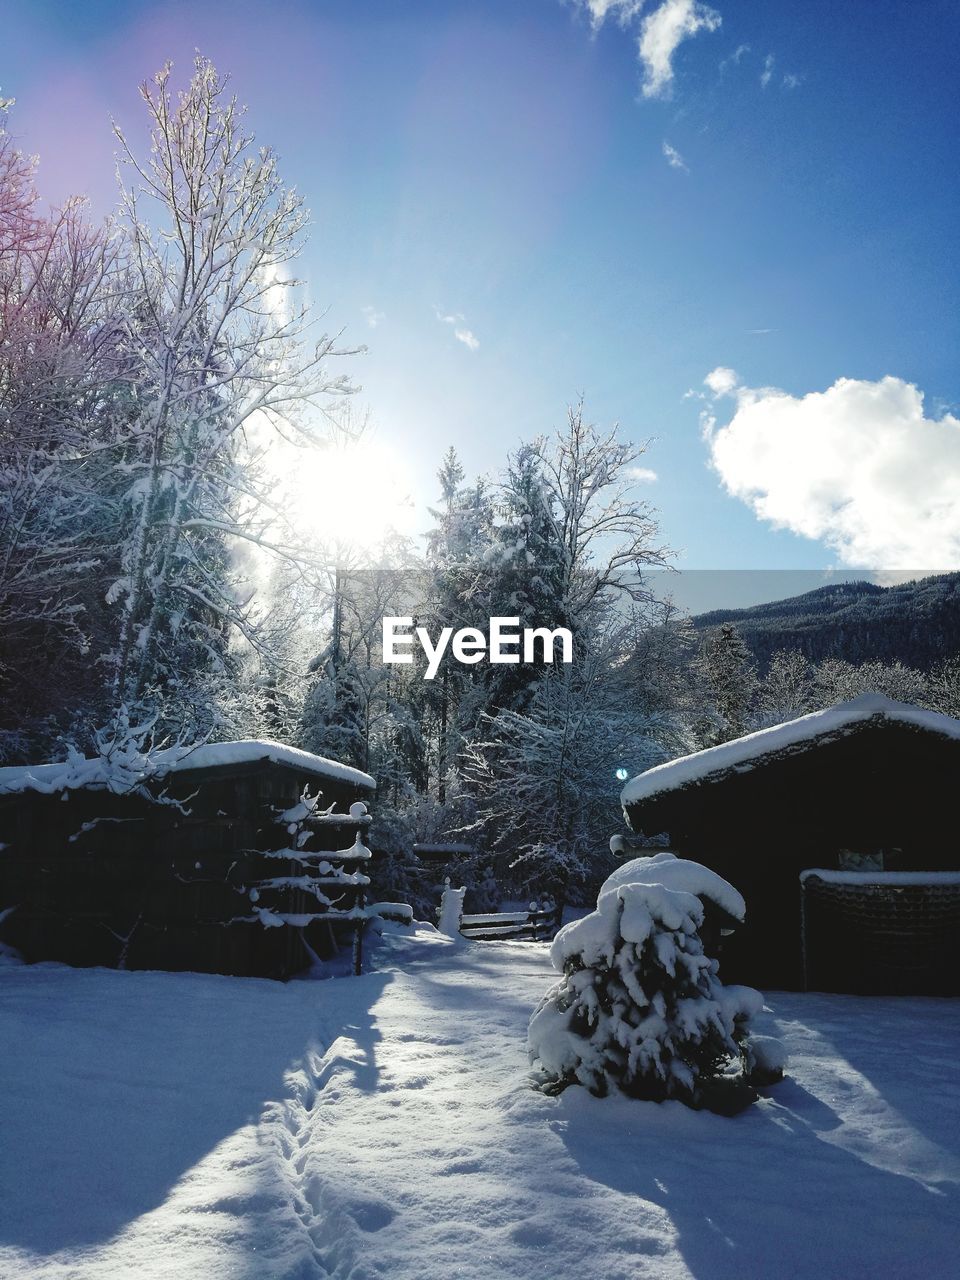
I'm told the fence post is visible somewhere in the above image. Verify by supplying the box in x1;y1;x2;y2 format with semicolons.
438;877;466;938
353;884;366;976
799;874;809;992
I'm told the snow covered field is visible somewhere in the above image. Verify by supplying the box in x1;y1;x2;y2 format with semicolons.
1;931;958;1280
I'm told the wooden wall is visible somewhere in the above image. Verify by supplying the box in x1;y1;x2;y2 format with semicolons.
623;722;960;992
0;761;375;980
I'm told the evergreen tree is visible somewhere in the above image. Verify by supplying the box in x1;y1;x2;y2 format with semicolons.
528;869;768;1113
422;450;497;795
481;442;569;711
696;623;757;744
302;561;420;777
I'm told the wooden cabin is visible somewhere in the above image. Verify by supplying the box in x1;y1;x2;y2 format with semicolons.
0;740;376;980
619;695;960;995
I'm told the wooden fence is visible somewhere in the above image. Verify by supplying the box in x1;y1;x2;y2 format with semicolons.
438;881;562;942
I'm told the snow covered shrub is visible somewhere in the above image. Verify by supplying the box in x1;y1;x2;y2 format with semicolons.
742;1034;787;1086
528;857;778;1114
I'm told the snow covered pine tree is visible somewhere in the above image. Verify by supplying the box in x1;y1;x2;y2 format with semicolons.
527;853;786;1115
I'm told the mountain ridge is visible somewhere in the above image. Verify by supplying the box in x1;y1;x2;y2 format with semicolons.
688;573;960;671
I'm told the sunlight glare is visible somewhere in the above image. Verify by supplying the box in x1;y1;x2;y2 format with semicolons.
287;439;416;551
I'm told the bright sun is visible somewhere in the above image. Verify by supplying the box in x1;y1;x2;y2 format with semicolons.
286;438;417;552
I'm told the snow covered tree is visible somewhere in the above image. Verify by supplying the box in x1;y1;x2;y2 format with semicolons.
927;655;960;718
528;855;780;1114
302;558;427;794
0;96;125;757
532;400;668;626
463;623;684;903
406;409;670;819
421;452;498;794
755;649;814;727
0;59;366;759
106;56;358;729
426;450;495;583
695;623;757;744
478;442;570;713
489;443;566;626
812;658;928;710
429;447;467;550
620;598;705;732
442;410;676;899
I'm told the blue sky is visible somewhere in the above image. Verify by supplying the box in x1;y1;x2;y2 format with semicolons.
4;0;959;579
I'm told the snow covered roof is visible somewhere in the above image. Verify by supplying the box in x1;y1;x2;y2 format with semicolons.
621;694;960;809
165;740;375;790
0;738;375;797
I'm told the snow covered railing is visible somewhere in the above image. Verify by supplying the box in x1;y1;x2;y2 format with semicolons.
799;869;960;887
249;810;376;975
367;902;415;925
439;880;562;943
459;904;561;942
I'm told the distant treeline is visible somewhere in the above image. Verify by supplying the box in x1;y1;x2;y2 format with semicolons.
690;574;960;673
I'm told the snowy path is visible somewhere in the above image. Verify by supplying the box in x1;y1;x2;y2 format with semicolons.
1;930;959;1279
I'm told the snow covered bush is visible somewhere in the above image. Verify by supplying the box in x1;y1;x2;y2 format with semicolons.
528;856;782;1114
742;1034;787;1086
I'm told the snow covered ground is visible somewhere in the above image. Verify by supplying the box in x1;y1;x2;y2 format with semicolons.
1;931;958;1279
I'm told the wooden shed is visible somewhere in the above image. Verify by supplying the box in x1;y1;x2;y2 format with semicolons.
619;695;960;995
0;740;376;980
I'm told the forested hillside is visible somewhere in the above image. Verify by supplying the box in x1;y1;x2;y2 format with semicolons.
690;574;960;672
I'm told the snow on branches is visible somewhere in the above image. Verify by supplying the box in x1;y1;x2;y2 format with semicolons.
528;856;785;1114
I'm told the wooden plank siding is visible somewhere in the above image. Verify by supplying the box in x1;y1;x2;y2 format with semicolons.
622;717;960;992
0;756;375;980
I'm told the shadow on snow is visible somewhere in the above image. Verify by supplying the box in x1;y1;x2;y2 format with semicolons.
0;963;392;1255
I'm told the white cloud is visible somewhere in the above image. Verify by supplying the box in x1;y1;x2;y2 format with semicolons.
362;306;385;329
580;0;645;27
570;0;722;100
638;0;722;99
454;327;480;351
719;42;749;74
662;140;688;171
628;465;659;483
436;308;480;351
704;365;739;397
717;43;799;92
703;374;960;569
